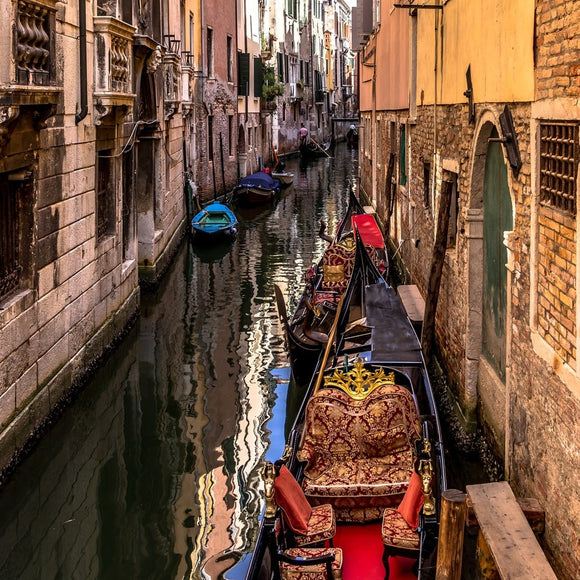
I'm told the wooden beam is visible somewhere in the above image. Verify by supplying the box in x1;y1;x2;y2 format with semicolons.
421;179;453;367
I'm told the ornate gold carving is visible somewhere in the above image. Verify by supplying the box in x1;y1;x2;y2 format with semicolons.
323;358;395;400
281;445;293;462
263;461;277;519
338;235;355;251
418;439;435;516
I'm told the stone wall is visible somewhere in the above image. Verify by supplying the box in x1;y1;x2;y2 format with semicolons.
360;95;580;575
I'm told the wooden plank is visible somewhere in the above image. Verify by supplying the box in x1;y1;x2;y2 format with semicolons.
397;284;425;324
466;495;545;535
467;482;557;580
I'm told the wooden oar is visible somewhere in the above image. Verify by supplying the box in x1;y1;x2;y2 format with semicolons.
313;292;346;395
310;137;332;158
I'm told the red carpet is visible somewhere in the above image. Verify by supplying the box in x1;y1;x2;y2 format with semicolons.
334;523;417;580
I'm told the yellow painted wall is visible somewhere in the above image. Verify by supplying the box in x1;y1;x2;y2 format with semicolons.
359;0;410;113
417;0;535;105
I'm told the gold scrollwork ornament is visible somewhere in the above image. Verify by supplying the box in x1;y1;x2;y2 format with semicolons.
263;461;277;519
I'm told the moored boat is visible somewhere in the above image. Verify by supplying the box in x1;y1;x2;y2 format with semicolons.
271;171;295;187
232;171;281;206
275;191;387;384
246;232;446;580
190;200;238;238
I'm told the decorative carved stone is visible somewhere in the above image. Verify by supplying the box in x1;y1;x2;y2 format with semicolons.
146;46;163;74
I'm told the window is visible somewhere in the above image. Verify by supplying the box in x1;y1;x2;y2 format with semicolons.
208;116;214;161
399;125;407;186
253;56;263;97
447;173;459;249
227;35;233;83
238;51;250;96
206;27;213;77
423;162;431;208
189;13;194;54
287;0;298;19
540;122;578;215
277;52;285;83
97;151;116;240
0;175;32;300
228;115;233;156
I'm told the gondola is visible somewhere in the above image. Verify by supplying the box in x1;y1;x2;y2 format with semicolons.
275;191;387;384
190;200;238;238
232;171;282;206
299;138;332;160
246;230;446;580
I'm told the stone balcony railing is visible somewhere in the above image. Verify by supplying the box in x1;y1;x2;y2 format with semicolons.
93;16;136;123
0;0;61;152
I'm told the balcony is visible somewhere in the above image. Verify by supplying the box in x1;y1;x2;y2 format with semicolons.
0;0;62;151
93;16;136;123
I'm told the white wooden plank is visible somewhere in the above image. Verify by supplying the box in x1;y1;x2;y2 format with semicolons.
467;482;557;580
397;284;425;323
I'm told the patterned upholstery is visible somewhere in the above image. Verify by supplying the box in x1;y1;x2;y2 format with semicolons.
320;240;378;292
381;508;420;551
294;503;336;547
297;385;421;522
280;547;343;579
320;243;355;292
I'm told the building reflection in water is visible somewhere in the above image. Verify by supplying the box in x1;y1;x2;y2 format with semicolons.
0;148;359;580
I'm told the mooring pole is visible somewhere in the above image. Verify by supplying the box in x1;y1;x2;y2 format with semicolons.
421;178;453;367
436;489;467;580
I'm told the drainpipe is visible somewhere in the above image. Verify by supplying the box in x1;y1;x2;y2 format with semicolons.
75;0;88;124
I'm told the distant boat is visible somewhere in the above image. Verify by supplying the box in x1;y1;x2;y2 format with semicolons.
271;170;294;187
232;171;281;206
191;200;238;238
300;138;332;159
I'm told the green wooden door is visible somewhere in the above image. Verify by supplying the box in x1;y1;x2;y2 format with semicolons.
482;128;513;382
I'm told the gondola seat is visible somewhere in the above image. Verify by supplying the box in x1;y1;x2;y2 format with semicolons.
279;547;343;579
320;239;379;293
297;380;422;523
320;242;356;292
381;471;423;579
274;465;337;547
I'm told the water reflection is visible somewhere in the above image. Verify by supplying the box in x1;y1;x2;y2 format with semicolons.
0;145;359;580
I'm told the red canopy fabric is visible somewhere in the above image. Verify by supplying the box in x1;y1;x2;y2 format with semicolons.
352;214;384;248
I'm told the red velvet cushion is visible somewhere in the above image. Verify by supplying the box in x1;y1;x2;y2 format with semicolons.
397;471;424;531
275;465;313;534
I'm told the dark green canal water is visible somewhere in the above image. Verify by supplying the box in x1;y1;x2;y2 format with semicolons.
0;145;361;580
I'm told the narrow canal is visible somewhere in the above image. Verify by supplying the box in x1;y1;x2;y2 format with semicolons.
0;144;364;580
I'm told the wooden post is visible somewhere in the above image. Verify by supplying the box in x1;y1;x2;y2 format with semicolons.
421;179;453;367
436;489;467;580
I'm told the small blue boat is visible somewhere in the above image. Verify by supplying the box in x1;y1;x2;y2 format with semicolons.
191;201;238;238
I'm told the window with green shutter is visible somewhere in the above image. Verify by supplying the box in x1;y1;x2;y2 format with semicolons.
277;52;284;83
399;125;407;185
253;57;263;97
238;52;250;96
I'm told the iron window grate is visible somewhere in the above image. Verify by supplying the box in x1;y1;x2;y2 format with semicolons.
540;122;579;215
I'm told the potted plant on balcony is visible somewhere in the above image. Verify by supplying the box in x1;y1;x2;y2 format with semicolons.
262;65;284;106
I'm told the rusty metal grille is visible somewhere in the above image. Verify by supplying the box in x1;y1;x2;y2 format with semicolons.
0;183;21;298
540;122;579;215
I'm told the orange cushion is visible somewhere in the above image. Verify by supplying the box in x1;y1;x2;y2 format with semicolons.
275;465;313;534
397;471;423;531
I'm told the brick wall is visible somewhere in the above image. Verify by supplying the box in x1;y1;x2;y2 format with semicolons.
536;0;580;101
537;206;577;364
